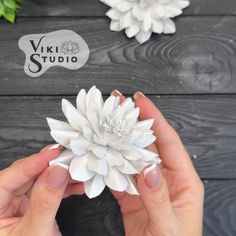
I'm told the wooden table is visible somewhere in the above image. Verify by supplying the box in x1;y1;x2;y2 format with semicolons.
0;0;236;235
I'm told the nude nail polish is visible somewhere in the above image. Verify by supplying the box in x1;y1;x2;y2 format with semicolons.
133;91;145;100
111;89;122;96
144;163;161;189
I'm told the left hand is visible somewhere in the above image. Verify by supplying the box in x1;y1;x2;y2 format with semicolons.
0;145;84;236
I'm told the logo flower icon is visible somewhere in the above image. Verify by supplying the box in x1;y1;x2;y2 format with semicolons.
61;40;80;55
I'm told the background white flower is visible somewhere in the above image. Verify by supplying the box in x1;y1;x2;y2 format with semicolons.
47;86;161;198
100;0;190;44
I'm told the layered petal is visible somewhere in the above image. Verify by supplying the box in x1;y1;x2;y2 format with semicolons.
70;138;91;156
49;149;75;167
84;174;106;199
104;168;128;191
62;98;89;131
50;130;80;146
69;154;95;181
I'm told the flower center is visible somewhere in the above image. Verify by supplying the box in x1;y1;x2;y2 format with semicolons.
104;118;132;137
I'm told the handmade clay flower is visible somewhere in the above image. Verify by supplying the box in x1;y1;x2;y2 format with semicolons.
47;86;161;198
100;0;190;44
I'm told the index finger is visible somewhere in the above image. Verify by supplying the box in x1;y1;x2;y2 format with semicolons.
134;92;195;172
0;146;61;212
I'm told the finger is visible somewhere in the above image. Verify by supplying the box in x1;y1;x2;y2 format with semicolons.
0;145;61;211
64;183;85;198
134;92;194;172
138;164;176;235
22;165;68;233
111;89;126;102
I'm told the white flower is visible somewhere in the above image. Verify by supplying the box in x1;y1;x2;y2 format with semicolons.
47;86;161;198
100;0;190;44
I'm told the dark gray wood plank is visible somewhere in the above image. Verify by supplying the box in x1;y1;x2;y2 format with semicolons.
56;181;236;236
1;17;236;95
17;0;236;17
0;95;236;179
203;180;236;236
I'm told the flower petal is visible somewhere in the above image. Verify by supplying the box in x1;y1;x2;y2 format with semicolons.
106;148;124;166
132;4;146;21
62;98;89;131
122;149;142;161
103;95;120;118
50;130;80;146
125;22;139;38
175;0;190;9
76;88;86;114
125;107;140;126
162;18;176;34
133;134;156;148
141;15;152;32
110;20;122;31
82;126;94;141
49;149;75;167
134;147;159;162
104;168;128;191
129;160;150;173
46;117;74;131
120;11;133;28
101;0;120;8
69;154;95;181
84;174;106;199
88;154;108;175
116;1;132;12
134;119;154;130
91;144;108;158
106;8;122;20
152;19;163;34
118;159;139;174
70;138;91;156
135;30;152;44
86;86;104;112
125;175;139;195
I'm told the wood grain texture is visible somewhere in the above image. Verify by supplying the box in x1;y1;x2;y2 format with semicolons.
56;181;236;236
17;0;236;17
203;180;236;236
1;17;236;95
0;95;236;179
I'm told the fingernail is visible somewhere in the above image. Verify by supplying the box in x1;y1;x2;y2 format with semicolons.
144;163;161;189
48;144;61;150
133;91;145;100
111;89;122;96
47;165;68;190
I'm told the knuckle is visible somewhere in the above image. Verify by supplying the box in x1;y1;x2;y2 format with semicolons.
152;185;170;206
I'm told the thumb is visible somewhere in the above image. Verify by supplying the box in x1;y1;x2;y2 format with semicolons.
22;165;69;234
137;164;176;234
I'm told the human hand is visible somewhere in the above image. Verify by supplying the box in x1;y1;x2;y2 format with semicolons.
0;145;84;236
112;91;204;236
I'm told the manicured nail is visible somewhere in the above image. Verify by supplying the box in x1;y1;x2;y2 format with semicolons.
111;89;122;96
144;163;161;189
47;165;68;190
49;144;60;150
133;91;145;100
